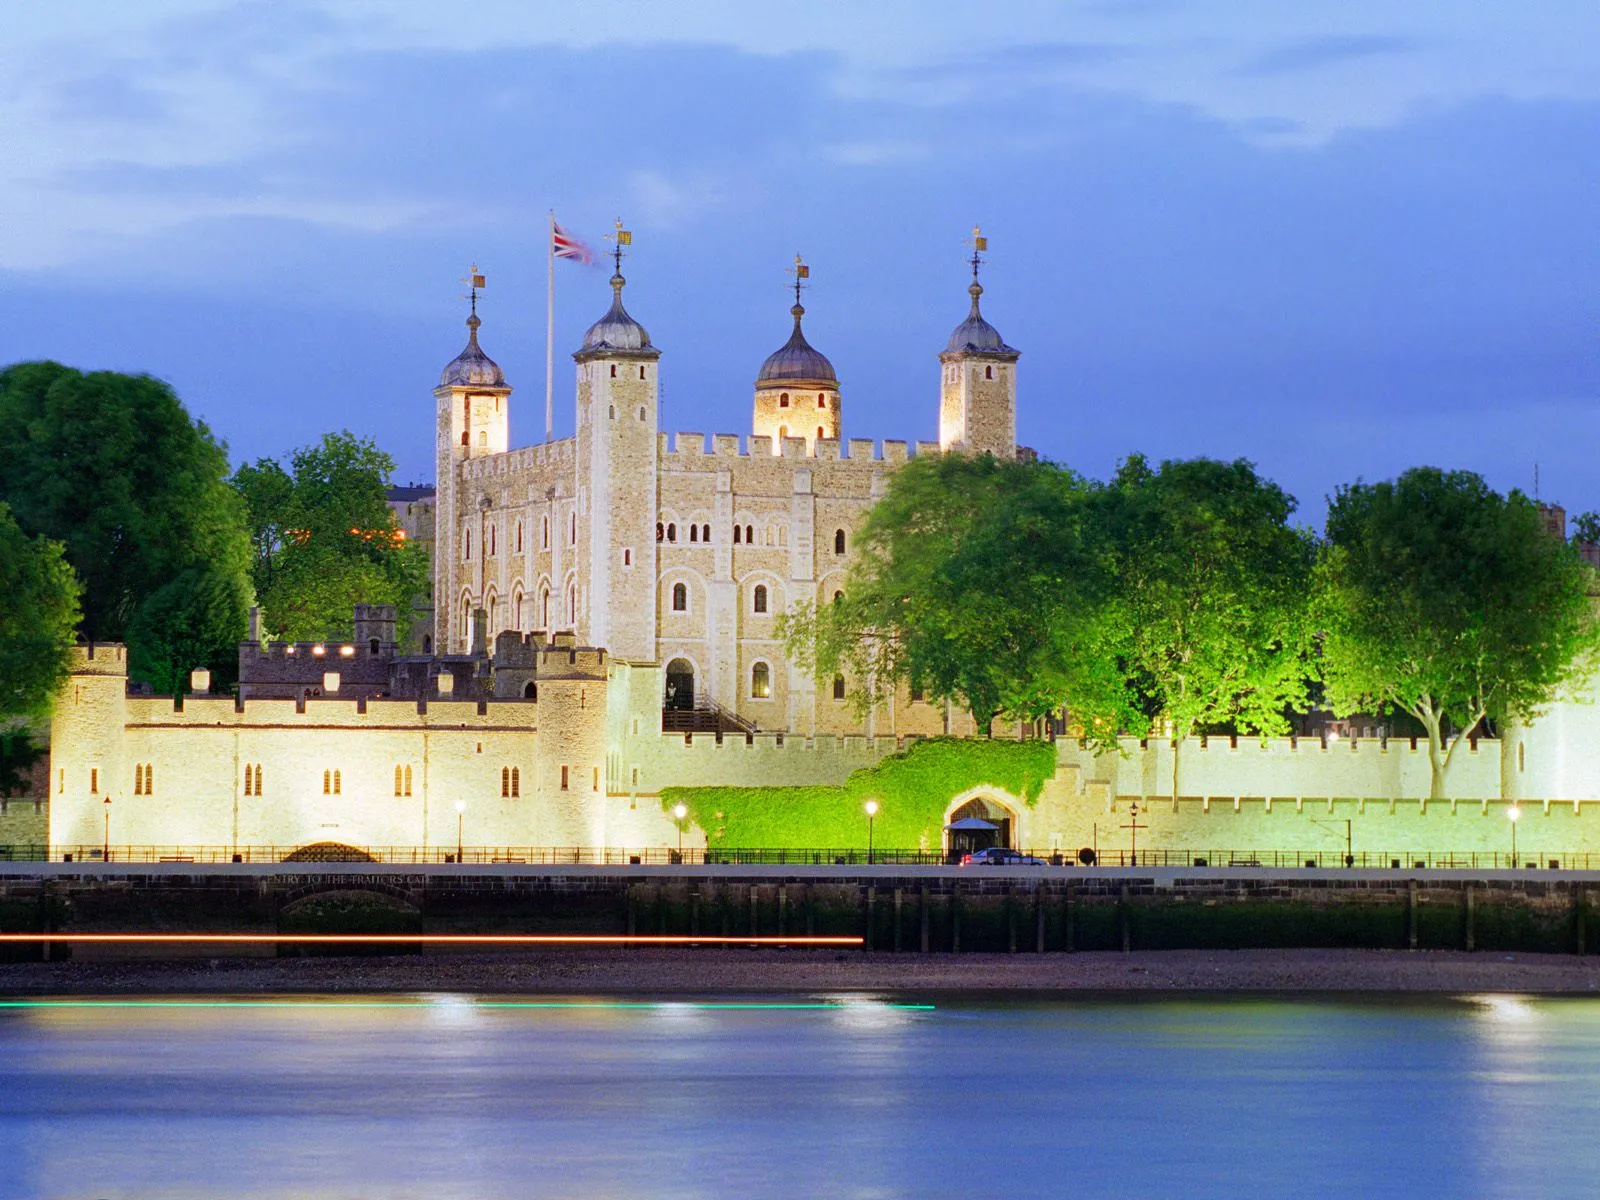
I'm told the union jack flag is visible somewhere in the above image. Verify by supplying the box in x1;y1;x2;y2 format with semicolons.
552;220;595;265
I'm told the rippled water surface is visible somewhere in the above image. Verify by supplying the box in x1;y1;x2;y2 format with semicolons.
1;992;1599;1198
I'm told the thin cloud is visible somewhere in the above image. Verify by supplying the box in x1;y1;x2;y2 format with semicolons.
1237;35;1422;77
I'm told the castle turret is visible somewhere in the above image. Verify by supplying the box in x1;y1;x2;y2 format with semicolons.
753;256;840;455
939;228;1019;458
531;636;610;847
573;222;660;662
433;270;512;653
48;644;129;854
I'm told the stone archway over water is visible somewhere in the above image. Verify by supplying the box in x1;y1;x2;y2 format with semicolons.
282;842;378;863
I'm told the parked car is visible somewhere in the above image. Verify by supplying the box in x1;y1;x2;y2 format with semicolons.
960;847;1047;867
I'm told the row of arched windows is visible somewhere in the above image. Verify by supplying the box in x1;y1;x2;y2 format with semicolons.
242;764;264;796
322;769;342;795
775;392;829;409
394;765;413;797
465;515;569;562
501;766;520;797
132;763;155;795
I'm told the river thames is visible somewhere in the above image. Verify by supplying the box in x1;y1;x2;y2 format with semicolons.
0;992;1597;1198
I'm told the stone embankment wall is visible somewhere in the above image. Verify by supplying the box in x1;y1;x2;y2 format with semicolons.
1;865;1597;957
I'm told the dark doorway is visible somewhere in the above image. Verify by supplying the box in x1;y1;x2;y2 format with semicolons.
665;659;695;711
946;796;1016;858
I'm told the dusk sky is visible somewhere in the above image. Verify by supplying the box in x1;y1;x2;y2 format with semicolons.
2;2;1595;524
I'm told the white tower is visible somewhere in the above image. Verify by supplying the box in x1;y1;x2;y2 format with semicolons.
752;256;840;455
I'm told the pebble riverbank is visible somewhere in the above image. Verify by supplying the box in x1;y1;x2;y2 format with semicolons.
2;948;1600;996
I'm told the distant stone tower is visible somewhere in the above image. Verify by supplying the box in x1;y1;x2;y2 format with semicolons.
573;223;660;662
433;270;512;653
48;644;129;850
939;228;1019;458
529;637;610;847
752;256;840;454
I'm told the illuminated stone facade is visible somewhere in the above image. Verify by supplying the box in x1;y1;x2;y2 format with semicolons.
432;259;1019;739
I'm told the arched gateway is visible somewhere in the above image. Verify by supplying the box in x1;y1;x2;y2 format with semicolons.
943;790;1022;858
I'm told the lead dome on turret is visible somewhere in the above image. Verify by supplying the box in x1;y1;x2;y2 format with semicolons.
440;313;506;387
757;303;837;383
580;273;656;354
945;281;1016;355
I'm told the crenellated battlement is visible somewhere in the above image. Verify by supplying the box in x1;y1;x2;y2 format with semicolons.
67;643;128;676
654;430;933;465
460;436;577;482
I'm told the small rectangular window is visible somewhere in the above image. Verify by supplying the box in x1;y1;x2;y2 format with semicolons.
90;768;98;793
561;765;569;791
593;766;600;792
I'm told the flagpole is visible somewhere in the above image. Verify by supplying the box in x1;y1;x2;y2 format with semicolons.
545;209;556;442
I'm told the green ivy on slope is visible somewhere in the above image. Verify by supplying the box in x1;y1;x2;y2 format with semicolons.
660;737;1056;850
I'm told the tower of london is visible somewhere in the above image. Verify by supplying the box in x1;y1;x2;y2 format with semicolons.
432;244;1022;741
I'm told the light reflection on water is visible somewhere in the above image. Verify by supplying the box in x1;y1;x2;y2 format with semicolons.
1;993;1599;1199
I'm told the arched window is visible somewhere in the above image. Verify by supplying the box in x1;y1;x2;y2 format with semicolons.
833;675;846;700
833;590;844;605
672;582;687;612
667;523;677;542
753;584;768;614
985;365;993;379
566;583;577;624
689;525;699;543
404;765;412;796
733;525;742;544
511;766;520;797
542;517;550;549
746;524;754;544
701;524;710;542
524;681;537;699
513;591;523;629
817;426;825;440
333;769;341;794
751;662;771;699
779;392;790;408
834;529;846;555
540;588;550;628
501;766;511;797
394;766;404;796
515;521;524;553
464;527;472;560
610;364;617;378
656;521;664;542
323;770;331;795
818;393;827;408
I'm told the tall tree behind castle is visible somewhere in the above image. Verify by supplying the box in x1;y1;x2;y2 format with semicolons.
232;431;428;643
0;361;251;693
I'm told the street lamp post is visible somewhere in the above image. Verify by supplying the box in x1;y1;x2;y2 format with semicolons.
103;796;111;863
1508;804;1521;868
454;799;466;864
673;802;688;862
864;799;879;865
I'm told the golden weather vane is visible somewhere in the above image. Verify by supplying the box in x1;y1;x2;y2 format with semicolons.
460;263;486;314
605;218;632;274
967;225;988;279
787;253;810;306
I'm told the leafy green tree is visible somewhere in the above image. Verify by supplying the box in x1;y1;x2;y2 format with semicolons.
1571;511;1600;545
0;504;82;719
781;453;1098;733
0;730;45;800
1318;467;1600;799
0;362;252;687
1080;455;1317;798
234;431;429;642
125;566;255;695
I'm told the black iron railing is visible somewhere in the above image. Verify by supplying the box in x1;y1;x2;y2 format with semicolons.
4;844;1595;871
